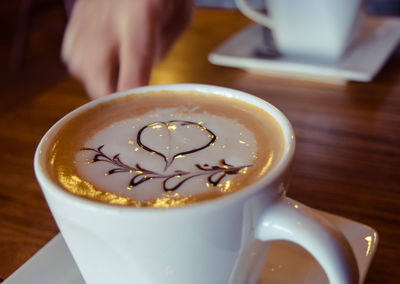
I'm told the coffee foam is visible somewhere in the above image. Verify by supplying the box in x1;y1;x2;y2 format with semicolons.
47;91;284;207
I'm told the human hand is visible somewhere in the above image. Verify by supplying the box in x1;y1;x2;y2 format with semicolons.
62;0;194;99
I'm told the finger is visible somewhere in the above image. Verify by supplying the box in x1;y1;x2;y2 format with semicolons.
61;0;85;63
62;16;119;98
117;17;157;91
63;33;119;99
61;0;118;99
82;44;119;99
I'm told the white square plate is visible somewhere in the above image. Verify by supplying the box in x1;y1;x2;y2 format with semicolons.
209;16;400;83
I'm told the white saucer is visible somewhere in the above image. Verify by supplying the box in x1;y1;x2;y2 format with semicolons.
4;209;377;284
209;16;400;83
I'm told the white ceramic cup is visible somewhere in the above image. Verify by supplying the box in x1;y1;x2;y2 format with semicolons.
34;84;359;284
235;0;363;61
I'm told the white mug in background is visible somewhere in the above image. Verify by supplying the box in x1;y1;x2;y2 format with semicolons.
34;84;359;284
235;0;364;61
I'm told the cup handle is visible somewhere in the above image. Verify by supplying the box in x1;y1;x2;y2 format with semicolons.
235;0;274;28
256;197;359;284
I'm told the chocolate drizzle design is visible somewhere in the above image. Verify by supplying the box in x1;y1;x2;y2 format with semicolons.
137;120;216;170
81;120;252;192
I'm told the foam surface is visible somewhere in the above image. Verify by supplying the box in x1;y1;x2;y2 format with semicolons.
75;107;257;202
48;90;283;207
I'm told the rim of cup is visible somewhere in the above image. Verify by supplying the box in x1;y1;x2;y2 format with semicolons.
34;83;296;215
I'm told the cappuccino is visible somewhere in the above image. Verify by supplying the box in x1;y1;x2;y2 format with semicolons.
46;90;284;207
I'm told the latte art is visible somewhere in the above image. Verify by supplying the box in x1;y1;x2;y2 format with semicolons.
81;120;251;193
137;120;217;171
48;90;284;207
76;106;257;203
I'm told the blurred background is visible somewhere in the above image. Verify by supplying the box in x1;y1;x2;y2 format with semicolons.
1;0;399;109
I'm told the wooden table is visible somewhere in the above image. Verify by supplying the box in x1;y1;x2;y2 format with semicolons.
0;8;399;284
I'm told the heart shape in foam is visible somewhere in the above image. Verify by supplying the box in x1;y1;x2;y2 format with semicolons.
137;120;216;171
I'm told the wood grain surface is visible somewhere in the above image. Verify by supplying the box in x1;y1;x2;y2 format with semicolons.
0;8;399;283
